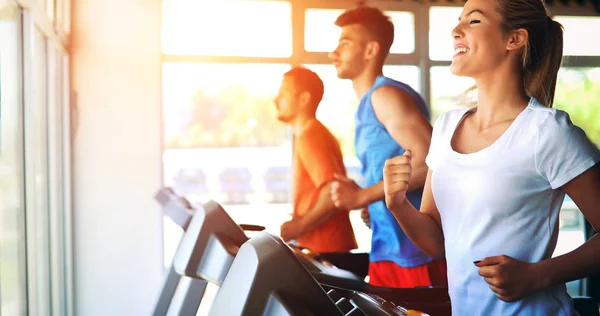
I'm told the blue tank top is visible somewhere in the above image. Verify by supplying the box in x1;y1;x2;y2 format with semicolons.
355;75;434;267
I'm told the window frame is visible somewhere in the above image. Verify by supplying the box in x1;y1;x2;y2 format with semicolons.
12;1;73;315
161;0;600;107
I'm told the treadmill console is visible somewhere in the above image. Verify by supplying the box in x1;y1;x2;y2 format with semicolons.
324;286;430;316
209;231;432;316
172;200;248;285
290;245;369;291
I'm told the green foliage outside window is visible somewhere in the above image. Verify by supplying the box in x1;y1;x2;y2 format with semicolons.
554;68;600;146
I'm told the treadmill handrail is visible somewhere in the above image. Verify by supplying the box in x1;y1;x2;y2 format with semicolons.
239;224;265;232
154;187;194;230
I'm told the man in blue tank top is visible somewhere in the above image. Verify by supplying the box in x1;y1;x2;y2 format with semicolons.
329;6;447;288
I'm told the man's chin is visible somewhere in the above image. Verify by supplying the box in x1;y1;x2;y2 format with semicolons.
336;70;351;80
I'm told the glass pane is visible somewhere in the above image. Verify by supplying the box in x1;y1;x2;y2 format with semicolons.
161;0;292;57
429;66;475;122
55;0;70;34
305;9;415;54
61;54;74;316
554;67;600;146
0;4;27;315
162;62;293;265
385;66;420;94
554;196;585;296
303;64;356;158
551;67;600;297
46;0;54;21
429;7;463;61
61;0;70;34
47;44;67;316
26;27;52;315
162;63;291;149
555;16;600;56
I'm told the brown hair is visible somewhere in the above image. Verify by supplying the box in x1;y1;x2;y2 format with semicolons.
335;6;394;65
496;0;563;107
283;67;325;112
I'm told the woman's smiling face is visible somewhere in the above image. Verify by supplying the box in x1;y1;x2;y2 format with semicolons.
450;0;512;78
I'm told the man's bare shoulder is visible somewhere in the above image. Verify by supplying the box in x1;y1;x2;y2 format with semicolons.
371;85;417;111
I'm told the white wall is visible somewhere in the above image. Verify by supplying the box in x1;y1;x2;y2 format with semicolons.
71;0;164;315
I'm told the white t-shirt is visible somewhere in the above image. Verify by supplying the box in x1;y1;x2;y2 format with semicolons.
426;97;600;315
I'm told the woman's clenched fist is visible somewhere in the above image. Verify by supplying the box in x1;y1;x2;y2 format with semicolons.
383;150;412;211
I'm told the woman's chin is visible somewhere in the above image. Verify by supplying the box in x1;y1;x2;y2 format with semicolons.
449;63;459;74
449;64;473;78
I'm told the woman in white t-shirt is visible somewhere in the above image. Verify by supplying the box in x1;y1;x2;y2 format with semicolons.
382;0;600;314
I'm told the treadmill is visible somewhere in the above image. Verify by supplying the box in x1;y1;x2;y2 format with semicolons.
290;245;450;315
152;187;207;316
160;189;450;315
152;188;264;316
209;231;440;316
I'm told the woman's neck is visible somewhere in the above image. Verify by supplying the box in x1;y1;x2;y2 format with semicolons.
472;69;530;129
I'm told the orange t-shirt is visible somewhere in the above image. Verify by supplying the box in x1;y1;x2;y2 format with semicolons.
293;119;358;253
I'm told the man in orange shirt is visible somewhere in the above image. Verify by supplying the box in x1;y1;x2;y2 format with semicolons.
276;67;358;253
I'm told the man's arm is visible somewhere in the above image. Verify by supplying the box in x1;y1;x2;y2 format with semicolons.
371;86;432;190
281;181;340;241
281;124;346;241
331;86;432;210
331;176;384;210
299;181;339;232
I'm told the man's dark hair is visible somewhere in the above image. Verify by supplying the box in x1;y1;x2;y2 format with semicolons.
283;67;325;112
335;6;394;63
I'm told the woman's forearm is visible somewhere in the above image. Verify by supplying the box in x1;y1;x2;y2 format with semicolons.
388;198;445;257
536;233;600;290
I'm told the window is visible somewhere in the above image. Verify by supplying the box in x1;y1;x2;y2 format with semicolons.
162;62;291;149
552;67;600;296
2;3;71;315
0;5;27;315
554;196;586;296
47;43;70;316
46;0;55;21
161;0;292;57
428;10;600;59
430;67;600;140
429;7;463;61
56;0;71;35
61;54;74;316
555;16;600;56
24;25;53;316
305;9;415;54
161;62;294;265
429;66;475;122
386;66;421;93
303;64;356;156
554;67;600;145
